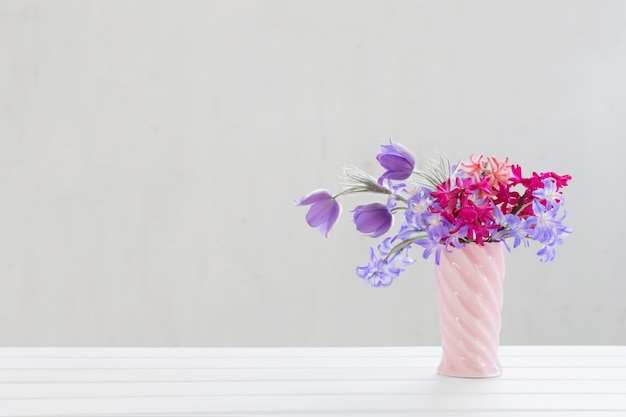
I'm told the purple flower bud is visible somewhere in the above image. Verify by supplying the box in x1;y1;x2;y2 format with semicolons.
376;139;416;185
352;202;393;238
295;189;341;237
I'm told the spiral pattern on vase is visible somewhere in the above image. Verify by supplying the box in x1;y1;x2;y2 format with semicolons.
435;242;506;378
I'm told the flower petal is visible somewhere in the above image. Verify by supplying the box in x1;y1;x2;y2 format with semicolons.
295;189;333;206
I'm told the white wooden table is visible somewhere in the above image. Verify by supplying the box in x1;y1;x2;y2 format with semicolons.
0;346;624;416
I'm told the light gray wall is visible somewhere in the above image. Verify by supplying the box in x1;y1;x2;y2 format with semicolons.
1;0;624;346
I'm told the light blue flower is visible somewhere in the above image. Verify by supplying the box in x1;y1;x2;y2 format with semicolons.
404;187;433;230
356;248;400;287
523;199;572;261
356;238;415;287
524;200;564;244
532;178;563;208
420;211;452;242
415;236;443;265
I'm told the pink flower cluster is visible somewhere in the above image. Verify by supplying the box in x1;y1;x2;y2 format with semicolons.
429;155;571;246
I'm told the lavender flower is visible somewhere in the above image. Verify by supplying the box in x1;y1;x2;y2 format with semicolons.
505;214;530;249
421;211;452;243
356;238;414;287
524;200;565;245
352;203;393;238
404;187;433;230
523;200;572;261
295;189;341;237
532;178;563;207
415;236;443;265
489;205;529;250
376;139;416;184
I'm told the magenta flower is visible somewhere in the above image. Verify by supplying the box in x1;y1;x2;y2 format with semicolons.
295;189;341;237
352;202;393;237
540;172;571;190
376;139;415;184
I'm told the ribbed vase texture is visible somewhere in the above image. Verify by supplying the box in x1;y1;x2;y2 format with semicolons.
435;242;506;378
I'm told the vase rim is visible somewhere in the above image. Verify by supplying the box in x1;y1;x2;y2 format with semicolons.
443;240;503;246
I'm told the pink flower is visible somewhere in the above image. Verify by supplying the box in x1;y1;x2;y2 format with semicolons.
460;154;486;180
486;156;511;189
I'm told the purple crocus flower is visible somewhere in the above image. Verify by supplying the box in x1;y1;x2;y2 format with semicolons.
352;202;393;238
295;189;341;237
376;139;416;185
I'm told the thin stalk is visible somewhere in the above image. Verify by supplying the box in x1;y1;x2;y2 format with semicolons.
384;234;426;262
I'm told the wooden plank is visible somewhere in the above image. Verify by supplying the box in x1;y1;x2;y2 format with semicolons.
0;347;438;358
0;345;623;358
0;379;624;399
0;347;623;416
0;345;622;359
0;356;442;369
0;365;623;383
0;353;624;369
0;393;625;415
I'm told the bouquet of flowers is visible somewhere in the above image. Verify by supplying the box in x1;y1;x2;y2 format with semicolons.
296;139;572;287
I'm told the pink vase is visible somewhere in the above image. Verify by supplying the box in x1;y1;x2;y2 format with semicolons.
435;242;506;378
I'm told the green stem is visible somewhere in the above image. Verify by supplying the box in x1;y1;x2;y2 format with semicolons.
384;234;427;262
511;191;529;215
390;206;407;213
332;185;392;200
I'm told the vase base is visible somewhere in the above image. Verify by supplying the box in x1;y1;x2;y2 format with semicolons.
437;363;502;378
437;369;502;378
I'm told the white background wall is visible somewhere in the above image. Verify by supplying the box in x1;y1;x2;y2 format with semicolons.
1;0;624;347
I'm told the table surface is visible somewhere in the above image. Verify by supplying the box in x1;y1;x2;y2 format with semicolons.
0;346;624;416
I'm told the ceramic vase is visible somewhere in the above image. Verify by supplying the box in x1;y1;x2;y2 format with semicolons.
435;242;506;378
